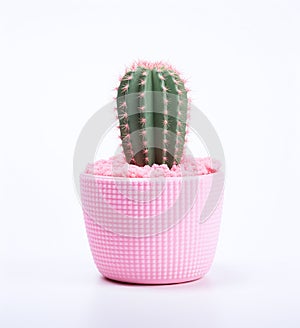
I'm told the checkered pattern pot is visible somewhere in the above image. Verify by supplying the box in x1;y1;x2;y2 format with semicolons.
80;172;224;284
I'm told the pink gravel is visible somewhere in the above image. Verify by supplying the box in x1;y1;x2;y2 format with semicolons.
85;154;221;178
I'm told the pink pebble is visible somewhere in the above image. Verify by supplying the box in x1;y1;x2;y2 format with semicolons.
84;154;220;178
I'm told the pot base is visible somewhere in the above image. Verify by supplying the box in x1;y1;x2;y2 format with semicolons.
103;275;204;285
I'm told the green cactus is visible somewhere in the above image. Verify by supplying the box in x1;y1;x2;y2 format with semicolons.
116;61;189;168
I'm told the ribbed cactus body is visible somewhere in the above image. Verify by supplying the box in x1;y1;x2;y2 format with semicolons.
116;61;189;168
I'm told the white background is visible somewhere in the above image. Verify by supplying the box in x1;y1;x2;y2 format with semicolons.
1;0;300;327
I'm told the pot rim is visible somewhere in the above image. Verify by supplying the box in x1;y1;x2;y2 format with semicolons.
80;170;224;181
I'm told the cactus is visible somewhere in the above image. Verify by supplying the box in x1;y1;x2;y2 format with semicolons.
116;61;190;168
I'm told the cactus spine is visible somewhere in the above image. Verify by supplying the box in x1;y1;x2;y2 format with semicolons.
116;61;189;168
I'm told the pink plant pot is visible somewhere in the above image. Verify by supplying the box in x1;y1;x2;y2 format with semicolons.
80;172;224;284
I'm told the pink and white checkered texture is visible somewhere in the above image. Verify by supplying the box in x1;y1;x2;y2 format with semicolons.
80;172;224;284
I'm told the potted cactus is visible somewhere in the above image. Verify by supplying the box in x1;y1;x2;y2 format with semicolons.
80;61;224;284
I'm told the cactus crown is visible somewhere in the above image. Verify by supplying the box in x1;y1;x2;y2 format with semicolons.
116;61;190;168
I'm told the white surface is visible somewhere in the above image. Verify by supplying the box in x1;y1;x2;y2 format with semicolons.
1;0;300;327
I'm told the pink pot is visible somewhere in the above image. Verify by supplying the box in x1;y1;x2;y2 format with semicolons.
80;172;224;284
